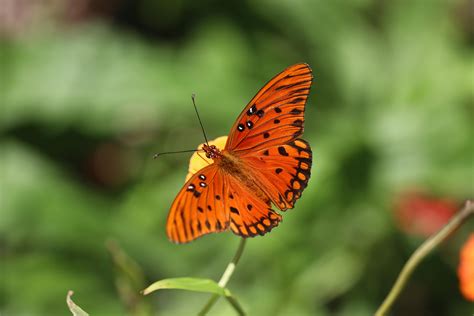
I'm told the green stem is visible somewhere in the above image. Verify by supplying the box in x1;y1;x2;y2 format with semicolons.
225;295;245;316
198;238;247;316
374;199;474;316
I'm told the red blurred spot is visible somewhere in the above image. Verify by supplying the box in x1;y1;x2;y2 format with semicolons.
394;192;457;237
458;234;474;301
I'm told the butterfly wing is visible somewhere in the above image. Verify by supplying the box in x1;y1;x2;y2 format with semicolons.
225;63;313;152
226;174;282;237
166;162;282;243
237;139;312;211
166;164;230;243
225;63;313;210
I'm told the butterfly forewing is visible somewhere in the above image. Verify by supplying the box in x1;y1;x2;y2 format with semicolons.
225;63;312;153
166;164;230;243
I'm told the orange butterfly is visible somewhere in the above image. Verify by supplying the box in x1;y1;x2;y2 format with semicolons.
167;63;313;243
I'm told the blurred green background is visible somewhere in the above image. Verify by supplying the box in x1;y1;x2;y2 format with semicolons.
1;0;473;315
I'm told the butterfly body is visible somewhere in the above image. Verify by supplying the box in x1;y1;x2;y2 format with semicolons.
201;144;270;203
166;63;314;243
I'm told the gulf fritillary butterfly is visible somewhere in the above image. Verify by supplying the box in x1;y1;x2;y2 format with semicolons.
166;63;313;243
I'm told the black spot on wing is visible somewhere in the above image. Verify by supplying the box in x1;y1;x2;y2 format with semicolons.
278;146;289;156
290;108;303;115
230;208;282;238
282;139;313;206
289;97;305;104
247;104;257;115
292;119;303;127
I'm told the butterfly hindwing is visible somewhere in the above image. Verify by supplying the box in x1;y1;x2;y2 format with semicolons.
225;63;312;152
226;175;282;237
237;139;312;211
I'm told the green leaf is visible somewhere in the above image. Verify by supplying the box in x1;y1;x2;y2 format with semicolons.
66;291;89;316
142;277;231;297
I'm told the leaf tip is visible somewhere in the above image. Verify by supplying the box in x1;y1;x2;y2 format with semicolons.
66;290;89;316
66;290;75;308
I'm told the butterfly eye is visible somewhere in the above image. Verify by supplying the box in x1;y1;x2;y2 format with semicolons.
186;184;195;191
199;182;207;187
199;174;206;180
237;124;245;132
246;121;254;129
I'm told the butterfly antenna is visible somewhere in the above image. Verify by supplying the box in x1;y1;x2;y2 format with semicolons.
191;94;209;145
153;149;201;159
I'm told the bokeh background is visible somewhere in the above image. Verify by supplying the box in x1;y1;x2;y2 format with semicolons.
1;0;473;315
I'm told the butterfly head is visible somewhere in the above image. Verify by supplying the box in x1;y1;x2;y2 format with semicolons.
202;144;222;159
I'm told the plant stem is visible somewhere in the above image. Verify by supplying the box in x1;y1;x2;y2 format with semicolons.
375;199;474;316
225;296;246;316
198;238;247;316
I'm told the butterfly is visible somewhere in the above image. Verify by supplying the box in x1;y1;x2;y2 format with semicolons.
166;63;313;243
